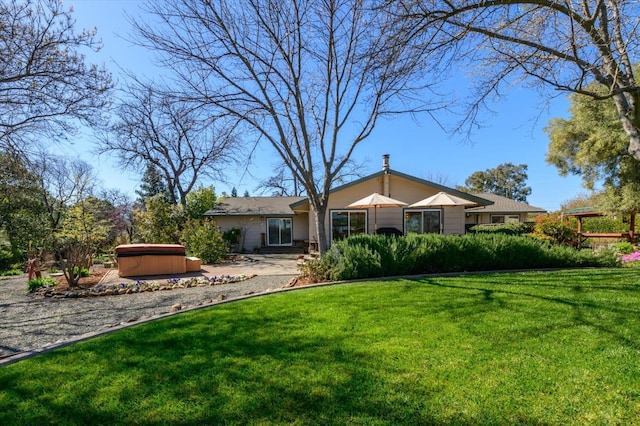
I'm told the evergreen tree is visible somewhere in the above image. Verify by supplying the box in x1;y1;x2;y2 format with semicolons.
136;164;169;204
546;81;640;215
231;187;238;197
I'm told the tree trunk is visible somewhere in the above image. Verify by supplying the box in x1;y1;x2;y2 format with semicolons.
313;204;329;255
624;125;640;161
612;93;640;161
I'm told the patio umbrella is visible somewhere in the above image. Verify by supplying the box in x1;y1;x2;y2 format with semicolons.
408;192;477;233
347;192;407;231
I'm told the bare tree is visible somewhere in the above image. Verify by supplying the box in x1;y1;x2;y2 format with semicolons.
99;80;240;207
398;0;640;160
0;0;112;152
132;0;439;253
35;156;96;234
256;163;305;197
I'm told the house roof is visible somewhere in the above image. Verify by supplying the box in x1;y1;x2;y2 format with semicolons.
289;169;493;209
205;196;306;216
205;170;501;217
465;193;547;214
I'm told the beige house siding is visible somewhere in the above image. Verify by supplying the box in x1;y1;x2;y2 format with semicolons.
214;216;263;251
441;205;466;234
303;173;470;248
209;160;498;252
291;214;310;245
215;214;309;252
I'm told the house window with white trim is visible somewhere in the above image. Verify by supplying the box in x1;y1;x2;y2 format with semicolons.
404;209;441;234
491;215;520;224
331;210;366;241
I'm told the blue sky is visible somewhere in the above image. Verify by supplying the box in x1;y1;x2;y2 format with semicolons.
66;0;585;212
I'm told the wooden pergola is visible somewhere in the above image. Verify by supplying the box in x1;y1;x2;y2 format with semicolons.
562;207;637;246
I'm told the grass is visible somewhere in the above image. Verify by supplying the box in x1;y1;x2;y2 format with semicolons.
1;268;640;424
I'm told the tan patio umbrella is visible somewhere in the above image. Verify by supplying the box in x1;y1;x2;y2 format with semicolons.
408;191;477;233
347;192;408;232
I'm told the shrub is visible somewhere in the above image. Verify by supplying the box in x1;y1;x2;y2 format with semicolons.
222;227;242;252
298;257;332;283
583;216;628;233
0;244;15;271
469;222;534;236
0;268;22;277
314;233;616;281
73;266;90;277
322;241;381;281
532;214;578;246
620;251;640;268
181;218;226;263
614;241;636;255
27;276;57;292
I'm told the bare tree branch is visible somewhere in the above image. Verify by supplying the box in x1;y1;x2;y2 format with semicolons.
98;80;241;207
398;0;640;159
132;0;443;252
0;0;113;152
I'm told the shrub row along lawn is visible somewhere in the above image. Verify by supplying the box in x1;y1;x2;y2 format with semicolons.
311;233;617;281
1;269;639;424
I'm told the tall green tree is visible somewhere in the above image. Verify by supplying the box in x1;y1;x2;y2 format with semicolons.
546;82;640;215
462;163;531;203
135;194;185;244
0;151;48;260
0;0;112;152
136;164;170;205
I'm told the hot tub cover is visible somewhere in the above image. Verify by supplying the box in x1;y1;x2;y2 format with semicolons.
115;244;186;258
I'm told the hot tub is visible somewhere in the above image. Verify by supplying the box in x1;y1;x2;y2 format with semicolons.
115;244;187;277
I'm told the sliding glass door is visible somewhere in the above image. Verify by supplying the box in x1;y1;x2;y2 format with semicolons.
267;218;293;246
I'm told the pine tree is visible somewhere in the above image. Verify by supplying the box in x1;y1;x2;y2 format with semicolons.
136;164;169;204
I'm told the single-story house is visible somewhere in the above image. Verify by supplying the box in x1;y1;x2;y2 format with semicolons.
205;155;544;252
464;192;547;227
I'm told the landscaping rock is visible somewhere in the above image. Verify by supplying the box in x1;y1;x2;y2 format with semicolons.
1;273;297;360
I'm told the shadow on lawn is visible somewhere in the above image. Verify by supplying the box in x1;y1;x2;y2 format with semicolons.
0;308;452;424
418;269;640;351
2;269;640;424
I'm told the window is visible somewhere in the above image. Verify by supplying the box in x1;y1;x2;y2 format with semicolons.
491;215;520;224
331;210;366;240
404;209;441;234
267;218;292;246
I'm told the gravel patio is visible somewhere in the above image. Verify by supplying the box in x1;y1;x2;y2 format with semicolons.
0;255;301;363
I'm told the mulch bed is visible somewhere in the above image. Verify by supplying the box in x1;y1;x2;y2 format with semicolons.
52;269;109;290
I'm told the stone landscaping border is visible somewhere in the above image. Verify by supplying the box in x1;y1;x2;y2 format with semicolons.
34;274;253;298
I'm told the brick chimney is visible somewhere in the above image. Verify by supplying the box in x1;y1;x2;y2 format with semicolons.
382;154;390;196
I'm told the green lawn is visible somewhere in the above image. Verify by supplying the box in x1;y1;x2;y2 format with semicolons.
1;268;640;425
